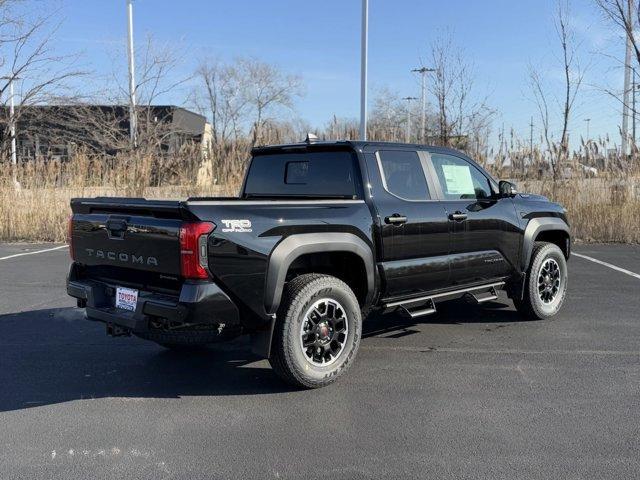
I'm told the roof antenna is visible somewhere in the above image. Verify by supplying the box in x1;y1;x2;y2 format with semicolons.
304;133;319;144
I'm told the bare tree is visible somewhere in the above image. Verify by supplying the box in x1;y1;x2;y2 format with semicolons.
324;115;359;140
192;57;303;147
27;34;197;160
426;34;494;150
529;68;553;156
0;0;84;158
557;2;583;172
192;59;250;144
594;0;640;157
529;0;585;180
368;88;406;141
101;35;193;153
237;58;304;146
595;0;640;65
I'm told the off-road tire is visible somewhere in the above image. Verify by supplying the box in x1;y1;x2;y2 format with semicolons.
514;241;568;320
269;274;362;389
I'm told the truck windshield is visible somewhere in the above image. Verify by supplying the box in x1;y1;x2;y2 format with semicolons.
243;150;360;199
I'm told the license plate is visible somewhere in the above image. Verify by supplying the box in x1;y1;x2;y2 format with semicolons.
116;287;138;311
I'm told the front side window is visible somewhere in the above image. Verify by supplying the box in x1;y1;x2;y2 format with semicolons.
430;154;492;200
377;150;430;201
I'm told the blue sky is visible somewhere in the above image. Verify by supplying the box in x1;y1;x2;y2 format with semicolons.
55;0;625;147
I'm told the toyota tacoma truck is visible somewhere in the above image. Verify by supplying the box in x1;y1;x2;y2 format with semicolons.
67;139;570;388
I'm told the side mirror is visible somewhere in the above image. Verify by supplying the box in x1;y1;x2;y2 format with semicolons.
499;180;518;197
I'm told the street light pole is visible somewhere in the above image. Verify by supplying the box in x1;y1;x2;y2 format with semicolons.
411;66;435;143
126;0;138;148
359;0;368;141
402;96;418;143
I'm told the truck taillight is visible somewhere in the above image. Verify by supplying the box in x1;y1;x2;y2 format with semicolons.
67;215;75;261
180;222;215;279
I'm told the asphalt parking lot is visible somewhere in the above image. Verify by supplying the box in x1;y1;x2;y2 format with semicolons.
0;243;639;479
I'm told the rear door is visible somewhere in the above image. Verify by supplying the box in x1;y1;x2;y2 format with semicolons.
366;148;450;298
425;152;520;285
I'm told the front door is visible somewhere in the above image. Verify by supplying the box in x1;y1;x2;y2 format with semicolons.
366;149;450;298
426;152;521;286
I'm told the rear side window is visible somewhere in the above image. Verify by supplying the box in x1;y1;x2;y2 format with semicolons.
430;154;492;200
243;150;359;198
377;150;430;201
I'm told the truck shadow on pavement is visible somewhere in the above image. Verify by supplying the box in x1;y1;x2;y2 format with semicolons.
363;297;524;339
0;299;527;413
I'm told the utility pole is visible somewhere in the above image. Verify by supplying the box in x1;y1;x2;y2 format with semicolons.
584;118;591;142
621;0;633;157
411;66;435;143
126;0;138;148
359;0;368;141
402;96;418;143
529;117;534;153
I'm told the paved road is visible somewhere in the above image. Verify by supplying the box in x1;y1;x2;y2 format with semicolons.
0;243;639;479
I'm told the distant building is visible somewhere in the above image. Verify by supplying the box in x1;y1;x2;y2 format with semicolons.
0;105;211;161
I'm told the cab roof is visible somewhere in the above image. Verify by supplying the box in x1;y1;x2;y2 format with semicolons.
251;140;466;157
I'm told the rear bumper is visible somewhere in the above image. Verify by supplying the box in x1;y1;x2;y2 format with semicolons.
66;263;240;334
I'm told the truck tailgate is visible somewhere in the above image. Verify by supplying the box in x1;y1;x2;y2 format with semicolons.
70;198;198;286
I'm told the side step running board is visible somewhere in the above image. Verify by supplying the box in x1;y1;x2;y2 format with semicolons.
468;286;499;304
385;282;505;319
399;299;436;319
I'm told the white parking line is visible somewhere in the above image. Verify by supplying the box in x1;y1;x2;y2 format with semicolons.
573;252;640;280
0;244;68;261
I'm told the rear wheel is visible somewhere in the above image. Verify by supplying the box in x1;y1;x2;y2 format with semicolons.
514;241;568;320
269;274;362;389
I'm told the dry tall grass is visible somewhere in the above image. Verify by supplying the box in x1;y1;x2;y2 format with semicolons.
519;178;640;243
1;148;639;243
0;148;241;242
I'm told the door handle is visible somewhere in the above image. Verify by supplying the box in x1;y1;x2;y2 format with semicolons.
385;214;407;225
449;211;468;221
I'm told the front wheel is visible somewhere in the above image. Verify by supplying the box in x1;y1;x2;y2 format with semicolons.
269;274;362;389
514;241;568;320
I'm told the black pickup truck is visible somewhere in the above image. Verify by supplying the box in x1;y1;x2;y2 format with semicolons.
67;140;570;388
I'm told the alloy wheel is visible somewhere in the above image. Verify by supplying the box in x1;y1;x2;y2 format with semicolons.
537;258;561;304
299;298;349;366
